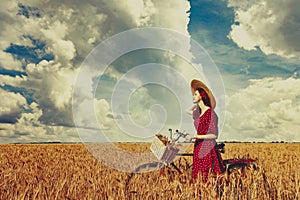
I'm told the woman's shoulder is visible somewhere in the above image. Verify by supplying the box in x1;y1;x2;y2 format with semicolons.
210;108;218;120
204;107;213;115
204;108;218;118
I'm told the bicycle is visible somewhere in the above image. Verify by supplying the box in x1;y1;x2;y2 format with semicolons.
125;128;258;187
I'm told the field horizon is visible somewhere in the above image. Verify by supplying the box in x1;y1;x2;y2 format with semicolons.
5;140;300;145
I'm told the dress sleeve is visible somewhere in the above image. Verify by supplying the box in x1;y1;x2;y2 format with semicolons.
193;106;200;120
208;110;218;136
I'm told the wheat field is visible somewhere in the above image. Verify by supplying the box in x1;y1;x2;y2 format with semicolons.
0;143;299;199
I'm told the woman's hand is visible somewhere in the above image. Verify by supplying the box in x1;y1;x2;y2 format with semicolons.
186;104;197;115
185;134;195;141
190;134;203;140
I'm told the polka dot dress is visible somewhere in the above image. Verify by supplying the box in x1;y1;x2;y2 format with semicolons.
192;108;225;180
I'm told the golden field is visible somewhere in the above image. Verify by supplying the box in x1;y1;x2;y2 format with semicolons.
0;143;299;199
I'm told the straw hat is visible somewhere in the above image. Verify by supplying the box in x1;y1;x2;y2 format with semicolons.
190;79;216;109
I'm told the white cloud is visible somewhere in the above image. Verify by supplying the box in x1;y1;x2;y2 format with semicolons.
228;0;300;59
95;99;112;129
0;52;23;71
223;76;300;142
151;0;190;34
0;102;80;143
0;2;25;71
52;39;76;61
25;60;77;109
0;0;191;142
0;74;27;87
40;20;76;62
105;0;156;27
40;20;68;41
0;88;27;123
94;62;197;141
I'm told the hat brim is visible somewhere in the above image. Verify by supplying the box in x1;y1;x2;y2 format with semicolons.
191;79;216;109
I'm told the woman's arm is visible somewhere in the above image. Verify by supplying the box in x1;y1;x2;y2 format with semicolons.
186;104;197;115
186;133;217;140
193;134;217;140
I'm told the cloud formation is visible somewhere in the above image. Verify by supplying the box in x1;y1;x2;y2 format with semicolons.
228;0;300;59
0;88;26;123
224;76;300;142
0;0;191;143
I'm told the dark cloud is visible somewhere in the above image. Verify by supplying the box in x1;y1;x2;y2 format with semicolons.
0;112;21;124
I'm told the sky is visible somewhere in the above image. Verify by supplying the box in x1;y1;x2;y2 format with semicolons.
0;0;300;143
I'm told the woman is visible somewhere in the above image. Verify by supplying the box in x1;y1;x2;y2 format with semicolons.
186;79;225;181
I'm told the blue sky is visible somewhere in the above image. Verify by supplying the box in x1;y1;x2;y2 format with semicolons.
189;0;300;80
0;0;300;143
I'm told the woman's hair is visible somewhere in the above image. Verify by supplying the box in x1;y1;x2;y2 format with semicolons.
197;88;211;107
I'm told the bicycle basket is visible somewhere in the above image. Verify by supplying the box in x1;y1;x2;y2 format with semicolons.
150;135;179;164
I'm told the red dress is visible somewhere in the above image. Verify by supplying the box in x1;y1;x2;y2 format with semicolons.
192;107;225;180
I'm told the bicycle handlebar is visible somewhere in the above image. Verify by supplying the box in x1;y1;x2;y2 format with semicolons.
170;129;192;143
169;129;225;153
